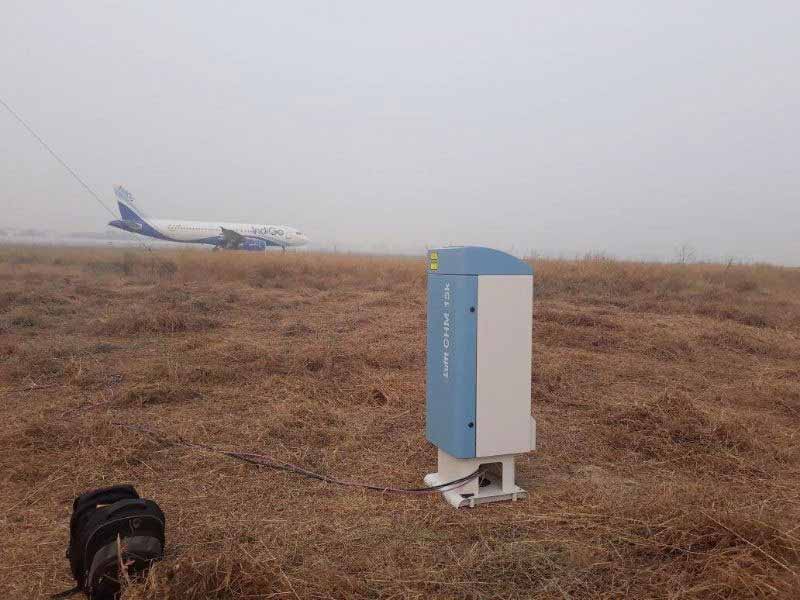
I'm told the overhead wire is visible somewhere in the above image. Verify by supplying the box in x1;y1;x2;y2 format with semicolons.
0;96;116;218
0;95;153;248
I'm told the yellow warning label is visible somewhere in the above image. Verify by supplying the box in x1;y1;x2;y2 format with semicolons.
430;261;439;271
429;251;439;271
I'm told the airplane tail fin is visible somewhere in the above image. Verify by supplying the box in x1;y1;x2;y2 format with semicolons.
113;185;148;224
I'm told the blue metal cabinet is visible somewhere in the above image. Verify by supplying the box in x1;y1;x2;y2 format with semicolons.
425;273;478;458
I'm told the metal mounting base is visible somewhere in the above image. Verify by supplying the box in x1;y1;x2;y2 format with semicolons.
424;448;526;509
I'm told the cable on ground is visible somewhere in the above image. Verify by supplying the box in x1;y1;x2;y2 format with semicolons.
116;422;481;495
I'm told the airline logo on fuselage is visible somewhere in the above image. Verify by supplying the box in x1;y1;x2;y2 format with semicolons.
252;226;285;237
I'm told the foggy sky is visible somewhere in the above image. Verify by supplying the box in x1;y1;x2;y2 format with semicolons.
2;2;798;262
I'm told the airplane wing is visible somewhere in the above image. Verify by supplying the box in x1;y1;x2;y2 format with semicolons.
220;226;271;250
220;227;245;249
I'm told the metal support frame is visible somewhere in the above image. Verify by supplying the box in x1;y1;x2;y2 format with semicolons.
424;447;526;509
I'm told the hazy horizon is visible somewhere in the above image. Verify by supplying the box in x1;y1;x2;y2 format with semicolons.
2;3;798;264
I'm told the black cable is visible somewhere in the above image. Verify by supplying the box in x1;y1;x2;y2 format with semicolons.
0;95;116;217
117;423;481;495
226;450;481;494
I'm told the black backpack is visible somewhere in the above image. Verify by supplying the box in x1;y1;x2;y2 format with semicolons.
55;485;165;600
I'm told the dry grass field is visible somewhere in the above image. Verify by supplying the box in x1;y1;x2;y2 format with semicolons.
1;247;799;599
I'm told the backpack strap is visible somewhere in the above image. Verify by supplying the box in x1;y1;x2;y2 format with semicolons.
50;585;82;599
86;536;164;599
81;499;166;584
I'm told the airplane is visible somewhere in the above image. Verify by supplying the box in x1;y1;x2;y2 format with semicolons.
108;186;309;251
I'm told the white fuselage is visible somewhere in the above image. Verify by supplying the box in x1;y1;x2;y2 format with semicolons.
151;219;308;247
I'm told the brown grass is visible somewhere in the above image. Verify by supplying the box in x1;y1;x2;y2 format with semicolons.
1;246;799;599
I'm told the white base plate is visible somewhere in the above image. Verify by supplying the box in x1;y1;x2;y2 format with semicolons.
424;471;527;509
